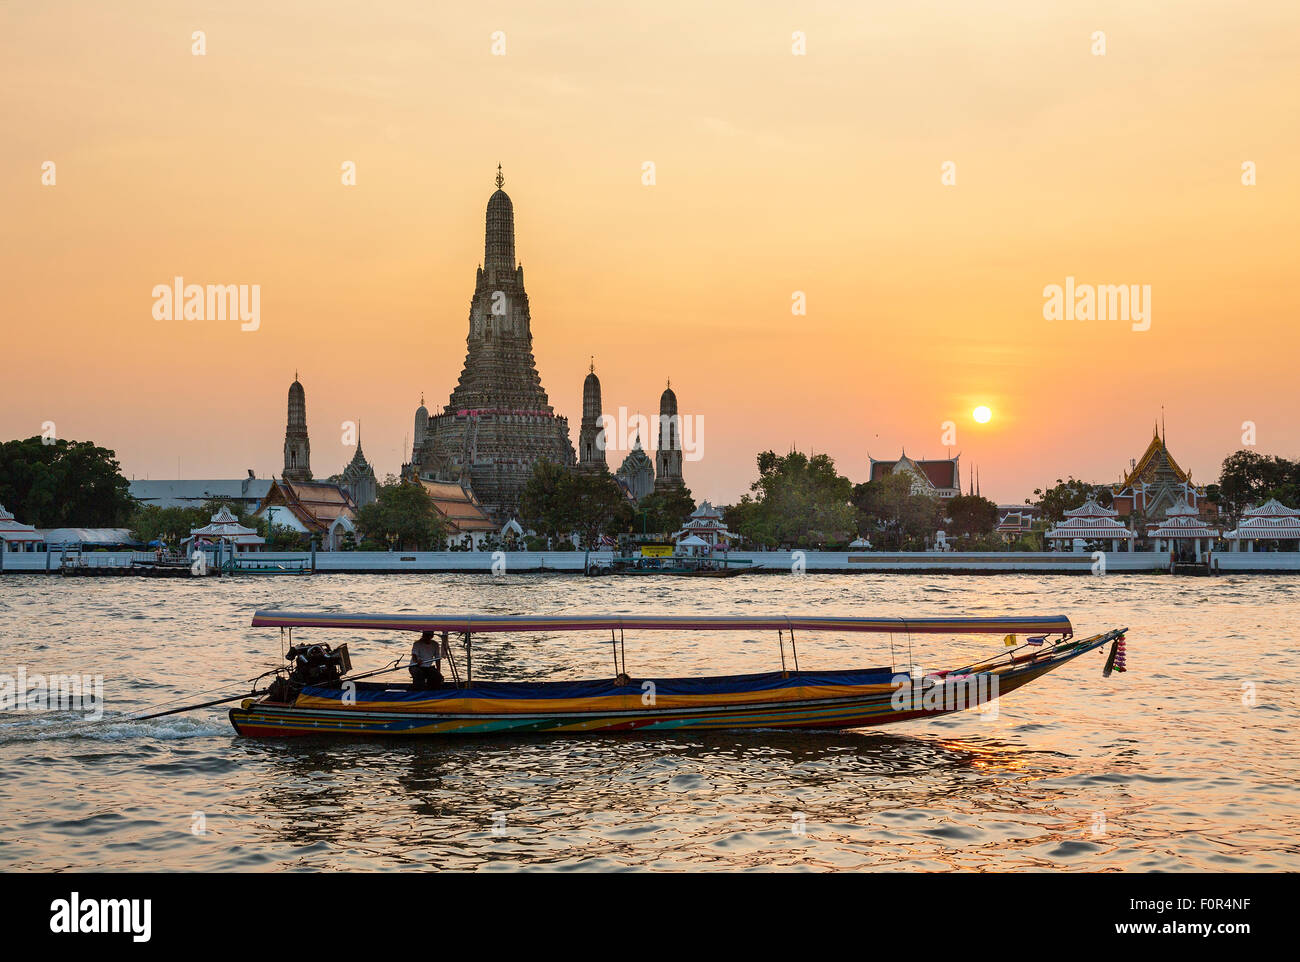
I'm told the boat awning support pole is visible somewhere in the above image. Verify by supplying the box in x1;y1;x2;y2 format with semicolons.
789;628;800;673
464;632;472;686
611;630;619;678
778;630;787;676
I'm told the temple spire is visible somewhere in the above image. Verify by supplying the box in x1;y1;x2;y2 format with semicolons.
484;168;516;275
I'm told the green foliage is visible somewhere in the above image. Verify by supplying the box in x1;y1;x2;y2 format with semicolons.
129;499;266;546
726;451;854;548
851;473;944;550
632;486;696;537
0;437;135;527
1217;450;1300;519
1031;477;1113;522
353;481;446;550
945;494;1001;539
519;460;575;539
569;471;630;547
521;463;640;546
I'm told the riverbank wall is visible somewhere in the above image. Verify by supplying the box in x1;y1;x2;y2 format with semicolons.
4;549;1299;575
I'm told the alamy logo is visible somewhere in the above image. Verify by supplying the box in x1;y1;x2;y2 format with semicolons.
49;892;151;942
1043;276;1150;331
890;670;999;717
152;277;260;331
0;669;103;720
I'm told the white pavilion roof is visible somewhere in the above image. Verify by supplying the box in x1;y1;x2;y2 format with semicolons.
1063;498;1119;518
0;504;42;542
1242;498;1300;518
1223;516;1300;540
1148;510;1219;538
189;505;264;543
1046;516;1135;539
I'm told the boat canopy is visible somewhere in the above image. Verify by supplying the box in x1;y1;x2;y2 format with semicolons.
251;610;1072;636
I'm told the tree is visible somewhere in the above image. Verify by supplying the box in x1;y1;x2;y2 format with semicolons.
854;472;944;549
129;505;206;545
569;471;629;548
0;437;135;527
727;451;854;547
946;494;1000;539
635;486;696;537
519;460;578;539
353;481;445;550
1218;450;1300;520
1031;477;1113;522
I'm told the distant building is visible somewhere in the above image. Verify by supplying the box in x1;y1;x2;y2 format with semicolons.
654;381;684;493
283;375;312;482
1045;498;1136;552
1148;503;1219;561
418;479;497;549
577;361;606;472
1109;425;1212;521
616;431;656;503
129;475;271;511
0;505;42;552
408;170;576;521
1222;499;1300;552
672;502;735;551
339;426;378;508
869;451;961;499
256;479;358;550
995;504;1041;540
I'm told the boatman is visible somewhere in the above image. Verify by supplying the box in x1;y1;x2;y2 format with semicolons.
409;631;444;689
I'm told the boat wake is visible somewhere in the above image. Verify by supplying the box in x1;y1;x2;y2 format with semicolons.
0;712;228;743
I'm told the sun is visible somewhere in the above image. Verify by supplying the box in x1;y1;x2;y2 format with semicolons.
972;405;992;424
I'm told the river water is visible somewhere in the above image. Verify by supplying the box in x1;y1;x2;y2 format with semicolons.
0;573;1296;871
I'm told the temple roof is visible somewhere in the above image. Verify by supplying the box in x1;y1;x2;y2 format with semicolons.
1122;428;1191;488
418;479;496;534
260;480;358;534
869;453;958;490
1045;515;1136;538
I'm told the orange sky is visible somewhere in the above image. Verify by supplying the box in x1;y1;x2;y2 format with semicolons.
2;1;1298;505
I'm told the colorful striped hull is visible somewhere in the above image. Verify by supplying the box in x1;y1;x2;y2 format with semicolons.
229;633;1115;737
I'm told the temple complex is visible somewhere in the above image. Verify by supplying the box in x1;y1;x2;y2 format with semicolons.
407;169;576;521
1109;425;1213;521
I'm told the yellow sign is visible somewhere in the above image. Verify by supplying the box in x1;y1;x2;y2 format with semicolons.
640;545;674;558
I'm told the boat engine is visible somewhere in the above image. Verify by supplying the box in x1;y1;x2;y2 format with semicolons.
285;642;351;686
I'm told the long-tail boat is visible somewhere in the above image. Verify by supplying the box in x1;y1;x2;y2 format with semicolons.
228;611;1128;737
